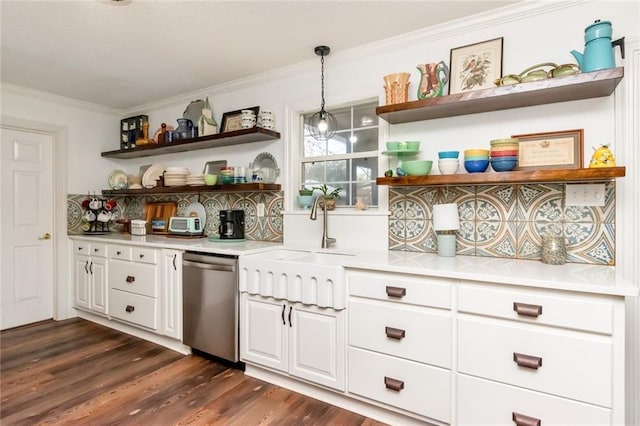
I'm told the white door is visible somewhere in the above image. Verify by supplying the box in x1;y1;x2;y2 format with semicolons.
1;127;54;330
240;294;288;372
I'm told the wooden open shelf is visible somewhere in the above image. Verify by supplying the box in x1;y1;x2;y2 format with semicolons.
102;183;281;196
101;127;281;159
376;68;624;124
376;167;626;187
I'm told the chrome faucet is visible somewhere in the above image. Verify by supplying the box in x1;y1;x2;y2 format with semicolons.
310;197;336;248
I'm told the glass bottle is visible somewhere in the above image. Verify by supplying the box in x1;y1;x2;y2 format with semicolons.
541;234;566;265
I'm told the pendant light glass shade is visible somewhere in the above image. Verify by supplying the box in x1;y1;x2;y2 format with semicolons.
307;45;336;141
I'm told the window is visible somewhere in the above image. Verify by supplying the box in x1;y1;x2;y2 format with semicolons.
301;100;379;207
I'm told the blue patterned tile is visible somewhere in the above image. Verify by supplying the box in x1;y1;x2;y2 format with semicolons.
565;222;615;265
457;221;475;255
388;218;406;250
476;185;517;221
517;183;563;222
476;221;516;258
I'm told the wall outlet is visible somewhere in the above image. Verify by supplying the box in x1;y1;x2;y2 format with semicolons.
257;203;265;217
565;183;605;206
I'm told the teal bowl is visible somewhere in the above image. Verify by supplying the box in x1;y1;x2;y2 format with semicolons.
438;151;459;159
402;160;433;176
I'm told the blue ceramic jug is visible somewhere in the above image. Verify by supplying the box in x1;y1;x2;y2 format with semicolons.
570;20;625;72
174;118;194;140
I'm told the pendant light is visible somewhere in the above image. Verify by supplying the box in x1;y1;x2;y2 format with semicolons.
307;45;337;141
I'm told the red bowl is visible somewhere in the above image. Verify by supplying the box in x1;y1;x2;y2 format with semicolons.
490;149;519;157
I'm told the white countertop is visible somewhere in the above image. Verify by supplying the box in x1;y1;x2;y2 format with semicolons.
69;234;639;297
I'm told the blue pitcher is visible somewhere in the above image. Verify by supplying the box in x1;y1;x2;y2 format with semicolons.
570;20;625;72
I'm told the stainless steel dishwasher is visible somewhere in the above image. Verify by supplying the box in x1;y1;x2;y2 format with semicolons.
182;251;239;363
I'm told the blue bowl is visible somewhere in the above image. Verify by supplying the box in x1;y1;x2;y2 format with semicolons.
490;158;518;172
438;150;460;159
464;159;489;173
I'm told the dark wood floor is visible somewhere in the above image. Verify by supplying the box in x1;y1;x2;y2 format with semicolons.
1;318;385;425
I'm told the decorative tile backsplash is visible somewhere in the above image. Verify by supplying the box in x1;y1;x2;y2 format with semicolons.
389;182;616;265
67;191;284;242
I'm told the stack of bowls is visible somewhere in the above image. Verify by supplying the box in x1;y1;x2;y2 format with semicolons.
464;149;490;173
164;167;190;186
489;138;519;172
438;151;460;175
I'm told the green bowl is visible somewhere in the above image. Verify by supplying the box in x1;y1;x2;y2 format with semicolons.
401;160;433;176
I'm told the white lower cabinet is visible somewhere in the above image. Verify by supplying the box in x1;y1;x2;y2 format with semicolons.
347;270;453;424
73;241;108;315
240;293;345;391
160;249;182;340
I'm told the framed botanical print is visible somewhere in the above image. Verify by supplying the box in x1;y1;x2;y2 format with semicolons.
449;37;503;94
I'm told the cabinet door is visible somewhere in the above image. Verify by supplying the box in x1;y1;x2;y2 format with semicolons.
289;304;345;391
74;253;90;309
240;294;288;372
89;257;108;315
161;249;182;340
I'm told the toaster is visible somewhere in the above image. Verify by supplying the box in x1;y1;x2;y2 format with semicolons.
168;216;203;235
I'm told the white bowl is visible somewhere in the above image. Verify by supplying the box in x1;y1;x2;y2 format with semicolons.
438;159;459;175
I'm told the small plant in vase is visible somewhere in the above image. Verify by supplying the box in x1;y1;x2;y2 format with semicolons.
312;184;342;211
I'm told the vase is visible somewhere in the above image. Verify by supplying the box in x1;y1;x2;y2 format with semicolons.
383;72;411;105
174;118;193;140
436;233;457;257
318;197;336;211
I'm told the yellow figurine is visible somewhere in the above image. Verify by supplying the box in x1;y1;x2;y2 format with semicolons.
589;144;616;168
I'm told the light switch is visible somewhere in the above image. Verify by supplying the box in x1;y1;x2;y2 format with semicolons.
565;183;605;206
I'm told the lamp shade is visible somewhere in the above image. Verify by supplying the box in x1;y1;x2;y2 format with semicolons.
432;203;460;231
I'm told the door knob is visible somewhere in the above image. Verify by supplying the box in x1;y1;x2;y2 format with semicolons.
39;233;51;240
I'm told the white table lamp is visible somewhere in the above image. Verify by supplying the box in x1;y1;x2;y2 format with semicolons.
433;203;459;257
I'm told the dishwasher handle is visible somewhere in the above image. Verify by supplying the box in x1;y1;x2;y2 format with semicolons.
183;259;235;272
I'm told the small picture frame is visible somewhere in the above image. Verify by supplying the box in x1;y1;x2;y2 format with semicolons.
220;106;260;133
512;129;584;170
449;37;503;94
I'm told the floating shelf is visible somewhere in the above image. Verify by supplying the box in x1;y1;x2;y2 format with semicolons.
376;167;626;187
101;127;281;159
376;67;624;124
102;183;281;196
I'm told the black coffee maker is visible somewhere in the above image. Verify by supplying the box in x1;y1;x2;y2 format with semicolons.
219;210;245;239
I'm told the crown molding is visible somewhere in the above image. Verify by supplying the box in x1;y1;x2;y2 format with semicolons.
124;0;587;115
1;83;121;116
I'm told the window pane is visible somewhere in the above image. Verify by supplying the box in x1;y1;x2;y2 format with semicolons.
327;133;348;155
350;128;378;153
302;162;325;185
353;103;378;128
303;133;326;157
325;159;348;183
331;106;352;131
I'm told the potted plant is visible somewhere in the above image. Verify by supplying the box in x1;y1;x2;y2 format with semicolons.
313;184;342;210
299;187;313;196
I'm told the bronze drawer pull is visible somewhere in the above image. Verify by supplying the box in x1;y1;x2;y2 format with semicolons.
94;248;99;252
513;352;542;369
116;251;122;255
384;376;404;392
512;411;541;426
281;304;286;325
288;306;293;327
385;326;406;340
125;305;135;313
385;286;406;298
513;302;543;317
125;276;135;283
139;253;144;258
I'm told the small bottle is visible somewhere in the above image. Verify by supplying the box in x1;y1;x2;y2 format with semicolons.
541;234;566;265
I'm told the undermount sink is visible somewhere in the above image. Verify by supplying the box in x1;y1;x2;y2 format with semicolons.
238;248;348;309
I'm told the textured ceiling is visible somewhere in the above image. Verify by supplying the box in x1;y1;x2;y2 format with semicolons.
1;0;518;110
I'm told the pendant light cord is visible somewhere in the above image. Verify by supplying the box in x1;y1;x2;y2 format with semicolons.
320;53;326;112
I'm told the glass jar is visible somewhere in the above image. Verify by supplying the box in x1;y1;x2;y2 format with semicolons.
541;234;566;265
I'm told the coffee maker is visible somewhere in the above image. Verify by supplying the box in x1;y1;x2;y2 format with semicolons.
218;210;245;239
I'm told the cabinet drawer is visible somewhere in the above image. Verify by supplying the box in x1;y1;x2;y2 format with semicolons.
348;271;451;309
132;247;158;264
348;347;450;423
109;245;132;261
109;289;157;330
349;299;451;368
458;283;614;334
458;317;612;407
74;241;107;256
457;374;611;426
109;260;158;297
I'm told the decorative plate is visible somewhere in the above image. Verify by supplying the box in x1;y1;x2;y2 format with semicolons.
253;151;278;170
142;163;166;188
108;169;128;190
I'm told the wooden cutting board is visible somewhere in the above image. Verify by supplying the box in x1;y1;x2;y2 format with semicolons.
144;202;177;234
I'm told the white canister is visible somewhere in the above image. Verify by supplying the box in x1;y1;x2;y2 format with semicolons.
131;219;147;236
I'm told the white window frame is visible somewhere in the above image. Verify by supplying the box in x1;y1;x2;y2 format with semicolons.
283;96;389;214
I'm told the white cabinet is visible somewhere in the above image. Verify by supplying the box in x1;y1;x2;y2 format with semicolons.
346;270;453;423
240;293;345;391
160;249;182;340
73;241;108;315
456;281;625;425
108;245;160;331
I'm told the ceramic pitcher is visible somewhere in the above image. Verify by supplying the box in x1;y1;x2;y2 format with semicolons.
383;72;411;104
417;61;450;99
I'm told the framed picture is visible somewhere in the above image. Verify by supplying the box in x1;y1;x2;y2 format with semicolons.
449;37;503;94
512;129;584;170
220;106;260;133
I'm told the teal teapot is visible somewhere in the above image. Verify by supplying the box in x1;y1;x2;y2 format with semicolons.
570;19;625;72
